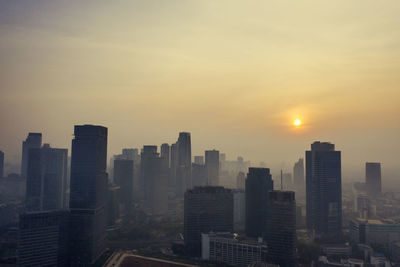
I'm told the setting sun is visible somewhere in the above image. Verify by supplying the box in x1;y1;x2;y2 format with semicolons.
293;118;302;126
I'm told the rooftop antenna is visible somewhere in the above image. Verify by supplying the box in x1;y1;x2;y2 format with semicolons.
280;169;283;191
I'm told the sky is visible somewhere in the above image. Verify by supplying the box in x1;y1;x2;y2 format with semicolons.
0;0;399;180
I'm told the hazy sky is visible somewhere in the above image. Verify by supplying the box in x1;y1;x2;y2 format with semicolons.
0;0;399;178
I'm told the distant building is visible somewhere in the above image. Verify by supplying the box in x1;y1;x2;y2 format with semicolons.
266;191;296;267
192;163;207;187
25;144;68;211
354;194;370;219
233;189;245;231
184;186;233;256
21;133;42;179
236;172;245;190
176;132;192;197
18;210;69;267
170;143;179;187
365;162;381;198
114;159;133;209
350;218;400;246
161;143;170;168
107;186;120;226
245;168;273;238
69;125;108;265
281;173;292;190
194;156;204;165
306;141;342;239
0;150;4;178
293;158;304;188
201;232;267;267
205;150;219;186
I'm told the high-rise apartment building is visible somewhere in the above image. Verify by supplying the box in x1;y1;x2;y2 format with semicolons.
365;162;382;198
25;144;68;211
68;125;108;265
205;150;219;186
18;210;69;267
293;158;304;188
266;191;296;267
184;186;233;256
245;168;273;238
306;141;342;239
21;133;42;178
113;159;133;209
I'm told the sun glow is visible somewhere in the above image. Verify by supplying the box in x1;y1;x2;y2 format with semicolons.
293;118;302;126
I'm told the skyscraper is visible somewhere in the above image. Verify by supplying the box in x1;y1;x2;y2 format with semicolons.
192;162;207;187
194;155;204;165
68;125;108;265
293;158;304;188
266;191;296;267
306;141;342;239
176;132;191;197
245;168;274;238
25;144;68;211
141;145;158;201
365;162;382;198
170;143;178;187
236;171;245;190
21;132;42;179
184;186;233;256
113;159;133;209
0;150;4;178
205;149;219;186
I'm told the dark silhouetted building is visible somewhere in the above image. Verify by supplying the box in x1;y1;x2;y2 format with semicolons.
365;162;382;198
266;191;296;267
0;150;4;178
107;186;120;226
18;210;69;267
68;125;108;265
245;168;273;238
205;150;219;186
141;145;158;199
114;159;133;209
293;158;304;188
184;186;233;256
176;132;192;197
25;144;68;211
161;143;170;168
306;141;342;239
21;132;42;179
170;143;178;187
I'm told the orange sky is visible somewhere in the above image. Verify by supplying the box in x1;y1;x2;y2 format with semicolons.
0;0;399;177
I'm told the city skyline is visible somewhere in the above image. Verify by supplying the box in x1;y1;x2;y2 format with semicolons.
0;1;399;177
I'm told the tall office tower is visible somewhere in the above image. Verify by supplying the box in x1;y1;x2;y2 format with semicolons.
69;125;108;265
205;150;219;186
194;155;204;165
192;163;207;187
170;143;178;187
293;158;304;188
0;150;4;178
176;132;192;196
21;132;42;178
184;186;233;256
141;146;168;215
141;145;158;200
306;141;342;239
160;143;170;168
365;162;382;198
282;173;292;190
25;144;68;211
18;210;69;267
233;189;246;231
236;171;245;189
266;191;296;267
113;159;133;209
245;168;274;238
122;148;139;160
